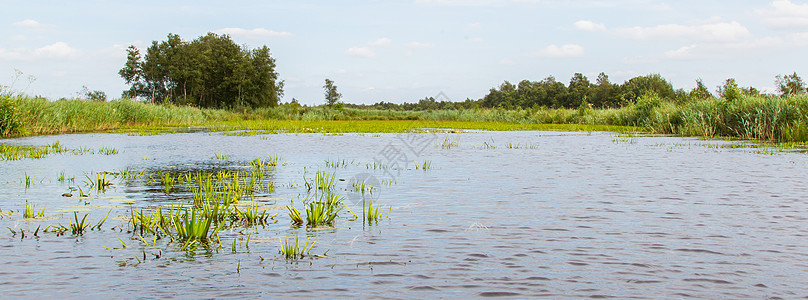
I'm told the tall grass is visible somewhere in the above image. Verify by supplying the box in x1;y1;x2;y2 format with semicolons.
1;94;237;137
5;91;808;142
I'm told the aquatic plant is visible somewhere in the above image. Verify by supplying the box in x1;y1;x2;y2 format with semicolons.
22;201;45;218
414;160;432;170
167;205;222;247
161;172;176;194
305;193;343;227
366;199;383;223
279;236;315;260
65;212;90;235
97;146;118;155
235;202;268;225
439;136;459;149
214;152;230;160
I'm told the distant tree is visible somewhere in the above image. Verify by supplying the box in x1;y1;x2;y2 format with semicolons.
689;78;712;99
119;33;283;108
620;74;675;104
323;78;342;107
79;85;107;102
717;78;742;101
592;72;620;108
566;73;592;108
775;72;806;96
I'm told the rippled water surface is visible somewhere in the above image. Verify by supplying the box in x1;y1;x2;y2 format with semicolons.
1;130;807;299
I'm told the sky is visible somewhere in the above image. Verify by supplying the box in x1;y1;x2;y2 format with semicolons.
1;0;808;105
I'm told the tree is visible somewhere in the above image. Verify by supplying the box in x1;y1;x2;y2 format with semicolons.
323;78;342;107
119;33;283;108
566;73;592;108
717;78;741;101
620;74;675;104
775;72;806;96
689;78;712;99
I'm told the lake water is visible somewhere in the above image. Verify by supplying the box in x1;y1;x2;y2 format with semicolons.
1;130;807;299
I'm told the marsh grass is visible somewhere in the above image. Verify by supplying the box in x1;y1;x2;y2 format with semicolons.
414;160;432;170
279;236;315;260
22;201;45;218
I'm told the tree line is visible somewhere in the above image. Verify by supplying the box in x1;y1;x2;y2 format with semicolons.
344;72;806;111
119;33;284;108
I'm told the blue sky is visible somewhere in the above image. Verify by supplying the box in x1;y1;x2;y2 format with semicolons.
2;0;808;105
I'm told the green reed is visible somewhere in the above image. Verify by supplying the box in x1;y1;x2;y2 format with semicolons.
279;235;315;260
22;201;45;218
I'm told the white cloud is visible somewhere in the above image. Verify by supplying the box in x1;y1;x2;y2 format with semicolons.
214;27;293;39
757;0;808;29
346;46;376;58
468;37;484;43
368;37;392;47
406;41;433;49
574;20;606;32
664;44;698;59
0;48;26;60
536;44;585;58
0;42;80;61
13;19;42;28
34;42;80;59
614;21;750;42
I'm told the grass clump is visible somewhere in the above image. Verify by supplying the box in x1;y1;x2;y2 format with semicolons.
22;201;45;218
279;236;315;260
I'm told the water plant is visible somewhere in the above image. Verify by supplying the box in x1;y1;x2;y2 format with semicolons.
313;171;336;191
305;193;343;227
235;202;269;225
214;152;230;160
366;199;383;223
161;172;176;194
439;136;459;149
166;205;222;248
97;146;118;155
279;236;315;260
414;160;432;170
22;201;45;218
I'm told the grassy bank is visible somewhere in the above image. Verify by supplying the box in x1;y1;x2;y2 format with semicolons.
3;92;808;142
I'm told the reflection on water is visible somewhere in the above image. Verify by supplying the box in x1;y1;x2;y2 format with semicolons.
1;131;807;298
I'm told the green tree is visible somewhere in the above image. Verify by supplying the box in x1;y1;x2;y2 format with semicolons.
620;74;675;104
566;73;592;108
592;72;620;108
323;78;342;107
119;33;283;108
775;72;806;96
689;78;712;99
717;78;741;101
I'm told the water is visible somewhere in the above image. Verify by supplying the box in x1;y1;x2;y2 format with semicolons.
1;130;807;298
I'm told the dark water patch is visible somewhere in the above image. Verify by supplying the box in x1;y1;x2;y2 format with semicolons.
478;291;522;297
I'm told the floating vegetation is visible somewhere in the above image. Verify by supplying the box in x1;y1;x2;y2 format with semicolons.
55;212;90;235
279;235;315;260
23;201;45;218
214;152;230;161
